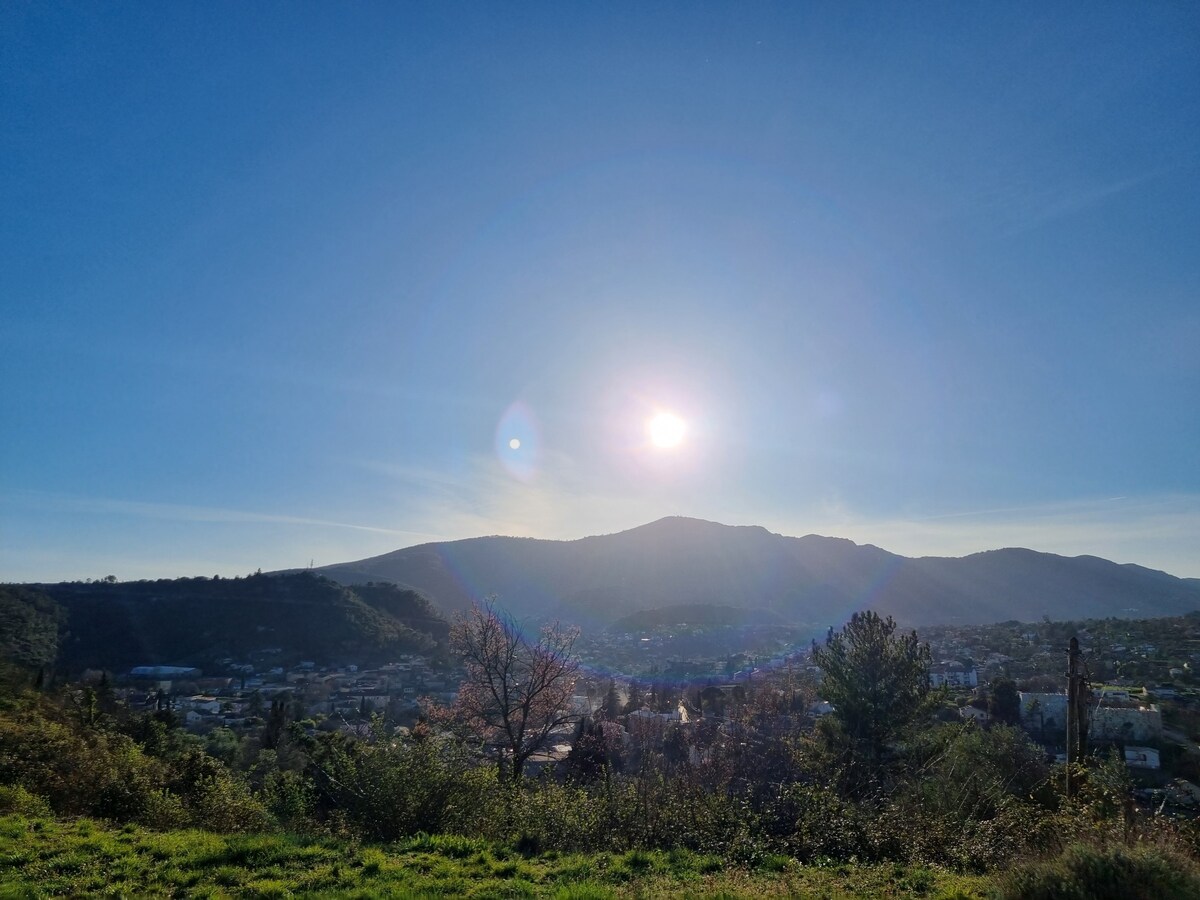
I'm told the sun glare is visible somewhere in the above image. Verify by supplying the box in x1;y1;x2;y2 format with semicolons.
648;412;686;449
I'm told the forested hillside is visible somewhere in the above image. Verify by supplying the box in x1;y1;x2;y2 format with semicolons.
13;573;448;673
0;586;63;670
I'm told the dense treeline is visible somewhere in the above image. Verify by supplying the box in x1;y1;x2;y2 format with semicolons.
0;586;63;670
6;574;448;672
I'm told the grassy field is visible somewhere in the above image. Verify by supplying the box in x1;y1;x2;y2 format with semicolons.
0;814;991;898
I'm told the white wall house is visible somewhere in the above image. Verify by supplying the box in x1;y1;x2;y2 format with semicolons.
1124;746;1160;769
930;665;978;688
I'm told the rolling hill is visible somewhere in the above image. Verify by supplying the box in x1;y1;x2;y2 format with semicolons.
23;573;450;673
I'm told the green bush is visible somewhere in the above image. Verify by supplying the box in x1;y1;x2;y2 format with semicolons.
0;708;172;822
998;843;1200;900
189;774;271;833
259;769;314;830
780;782;873;862
0;784;51;818
139;789;190;829
303;728;498;840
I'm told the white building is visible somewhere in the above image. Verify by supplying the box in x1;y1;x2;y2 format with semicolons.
1125;746;1160;769
930;665;978;688
1019;692;1069;731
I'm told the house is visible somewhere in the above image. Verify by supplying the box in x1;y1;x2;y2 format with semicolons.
1125;746;1160;769
521;744;573;778
930;665;978;688
180;695;221;714
129;665;202;679
184;709;221;730
960;706;990;724
809;700;835;718
1019;692;1069;731
1092;705;1162;743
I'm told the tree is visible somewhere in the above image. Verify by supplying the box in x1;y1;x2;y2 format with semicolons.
262;696;290;751
700;685;725;718
625;680;645;714
813;610;935;791
602;680;622;720
565;716;623;783
441;598;580;782
988;677;1022;726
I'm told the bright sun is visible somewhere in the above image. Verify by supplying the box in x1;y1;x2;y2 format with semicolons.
648;411;686;448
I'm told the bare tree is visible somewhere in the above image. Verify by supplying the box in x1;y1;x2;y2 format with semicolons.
440;598;580;782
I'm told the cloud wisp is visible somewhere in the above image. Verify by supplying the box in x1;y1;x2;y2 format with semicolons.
2;489;439;540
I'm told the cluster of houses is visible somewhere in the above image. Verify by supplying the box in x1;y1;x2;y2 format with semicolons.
1016;689;1165;768
107;616;1198;790
923;619;1200;693
113;654;455;734
923;665;1170;771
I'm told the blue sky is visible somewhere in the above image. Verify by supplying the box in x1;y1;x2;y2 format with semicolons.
3;3;1198;581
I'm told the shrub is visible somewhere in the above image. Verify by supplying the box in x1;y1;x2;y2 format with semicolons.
998;843;1200;900
0;784;51;818
139;789;189;830
303;728;496;841
189;774;272;833
259;769;314;830
780;782;872;862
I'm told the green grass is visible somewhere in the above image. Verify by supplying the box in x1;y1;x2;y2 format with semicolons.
0;814;993;898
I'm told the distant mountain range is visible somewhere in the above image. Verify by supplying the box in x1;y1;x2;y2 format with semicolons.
306;517;1200;630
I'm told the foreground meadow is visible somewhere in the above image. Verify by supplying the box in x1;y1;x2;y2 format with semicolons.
0;814;989;899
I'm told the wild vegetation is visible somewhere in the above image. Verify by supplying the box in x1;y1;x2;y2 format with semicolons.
2;602;1200;895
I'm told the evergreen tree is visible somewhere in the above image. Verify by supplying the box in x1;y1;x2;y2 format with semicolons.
813;610;935;791
625;680;645;713
989;677;1022;725
603;681;622;720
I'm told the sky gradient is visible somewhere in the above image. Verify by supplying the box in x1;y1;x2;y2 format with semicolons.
3;3;1198;581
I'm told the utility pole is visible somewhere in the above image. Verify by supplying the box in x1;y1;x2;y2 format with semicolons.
1065;637;1090;797
1066;637;1077;796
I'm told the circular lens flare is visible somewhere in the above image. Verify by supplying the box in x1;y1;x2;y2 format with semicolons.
495;402;540;481
648;412;686;448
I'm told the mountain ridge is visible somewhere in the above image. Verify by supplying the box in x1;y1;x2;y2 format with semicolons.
302;517;1200;629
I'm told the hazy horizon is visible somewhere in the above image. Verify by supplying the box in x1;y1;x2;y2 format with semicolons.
3;5;1197;582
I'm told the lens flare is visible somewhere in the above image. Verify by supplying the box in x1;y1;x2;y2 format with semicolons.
495;402;540;481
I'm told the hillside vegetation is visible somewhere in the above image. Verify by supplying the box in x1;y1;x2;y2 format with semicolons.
0;586;63;670
12;573;449;673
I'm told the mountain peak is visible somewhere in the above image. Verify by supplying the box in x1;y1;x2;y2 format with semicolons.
306;517;1200;629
